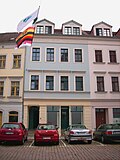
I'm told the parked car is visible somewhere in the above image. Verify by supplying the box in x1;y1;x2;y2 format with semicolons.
0;122;28;145
34;124;59;145
64;124;92;144
93;123;120;143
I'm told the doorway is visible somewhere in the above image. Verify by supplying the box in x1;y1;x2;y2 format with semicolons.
29;106;39;130
96;108;106;128
61;106;69;130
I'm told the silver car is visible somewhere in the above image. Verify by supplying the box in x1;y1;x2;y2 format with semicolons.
64;124;92;144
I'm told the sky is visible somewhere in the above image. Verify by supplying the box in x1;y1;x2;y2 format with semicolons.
0;0;119;33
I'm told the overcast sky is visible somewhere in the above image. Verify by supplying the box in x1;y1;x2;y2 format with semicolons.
0;0;119;33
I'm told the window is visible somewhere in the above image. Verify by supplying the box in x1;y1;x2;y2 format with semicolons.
109;51;117;63
47;106;59;125
13;55;21;68
104;28;110;36
32;48;40;61
75;49;82;62
61;49;68;62
95;50;103;62
46;76;54;90
73;27;80;35
0;81;4;96
111;77;119;92
61;76;68;90
64;27;72;35
9;111;18;122
31;75;39;90
46;48;54;62
36;26;44;34
11;81;20;96
96;28;102;36
45;26;52;34
75;76;83;91
71;106;83;124
0;55;6;69
97;76;105;92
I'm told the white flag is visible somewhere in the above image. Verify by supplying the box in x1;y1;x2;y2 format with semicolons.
17;7;39;32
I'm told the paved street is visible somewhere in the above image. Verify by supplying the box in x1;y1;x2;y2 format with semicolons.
0;139;120;160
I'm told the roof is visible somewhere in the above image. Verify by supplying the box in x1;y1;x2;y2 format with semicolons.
62;20;82;27
36;18;55;25
0;32;18;43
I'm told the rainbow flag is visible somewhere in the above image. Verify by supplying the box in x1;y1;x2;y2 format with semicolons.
16;26;35;48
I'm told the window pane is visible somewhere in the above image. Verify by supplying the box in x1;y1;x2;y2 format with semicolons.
61;49;68;62
73;27;80;35
46;76;54;90
9;111;18;122
32;48;40;61
97;76;105;92
46;48;54;61
112;77;119;92
45;26;52;34
0;81;4;95
36;26;44;34
64;27;72;35
11;81;20;96
95;50;102;62
71;106;83;124
96;28;102;36
61;76;68;90
0;55;6;69
13;55;21;68
31;75;39;90
76;76;83;91
109;51;117;63
75;49;82;62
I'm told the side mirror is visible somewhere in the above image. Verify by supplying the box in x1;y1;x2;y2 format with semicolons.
56;126;59;130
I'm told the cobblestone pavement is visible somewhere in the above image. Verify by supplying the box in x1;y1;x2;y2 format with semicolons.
0;140;120;160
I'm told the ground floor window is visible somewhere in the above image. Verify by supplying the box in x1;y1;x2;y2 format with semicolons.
71;106;83;124
113;108;120;123
47;106;59;125
9;111;18;122
0;111;2;127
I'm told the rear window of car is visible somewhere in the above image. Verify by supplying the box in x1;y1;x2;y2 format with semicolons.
71;124;87;129
105;124;120;129
2;123;20;129
38;125;56;130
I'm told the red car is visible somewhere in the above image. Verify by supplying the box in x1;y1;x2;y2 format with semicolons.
0;122;28;145
34;124;59;145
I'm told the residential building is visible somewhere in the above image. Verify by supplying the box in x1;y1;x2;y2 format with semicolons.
0;33;25;126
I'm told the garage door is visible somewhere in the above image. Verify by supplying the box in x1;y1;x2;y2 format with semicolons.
0;111;2;127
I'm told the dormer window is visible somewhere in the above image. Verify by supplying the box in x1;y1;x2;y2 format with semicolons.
96;28;102;36
65;27;72;35
104;28;110;36
36;26;44;34
73;27;80;35
45;26;52;34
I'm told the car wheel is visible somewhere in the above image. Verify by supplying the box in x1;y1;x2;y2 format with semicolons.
34;141;38;146
101;136;107;144
68;138;71;144
20;138;25;145
88;140;92;144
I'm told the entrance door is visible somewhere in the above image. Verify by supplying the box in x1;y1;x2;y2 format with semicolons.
29;106;39;130
61;106;69;130
0;111;2;127
96;109;106;128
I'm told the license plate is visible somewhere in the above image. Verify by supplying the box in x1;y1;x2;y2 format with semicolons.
5;132;14;135
113;132;120;134
43;137;51;139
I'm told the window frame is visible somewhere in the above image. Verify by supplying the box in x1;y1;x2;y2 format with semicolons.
11;81;20;96
0;55;6;69
0;81;4;96
13;55;21;69
30;75;39;90
96;76;105;92
111;77;119;92
46;76;54;90
61;48;69;62
74;49;82;62
109;50;117;63
95;50;103;63
46;48;54;62
32;48;40;61
61;76;69;91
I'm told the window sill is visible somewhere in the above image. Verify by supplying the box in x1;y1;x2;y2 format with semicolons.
7;96;22;99
95;91;107;93
108;62;119;65
93;62;106;64
110;91;120;93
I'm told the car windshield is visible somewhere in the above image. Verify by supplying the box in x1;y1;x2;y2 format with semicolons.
2;123;20;129
38;124;56;130
71;124;87;129
105;124;120;129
